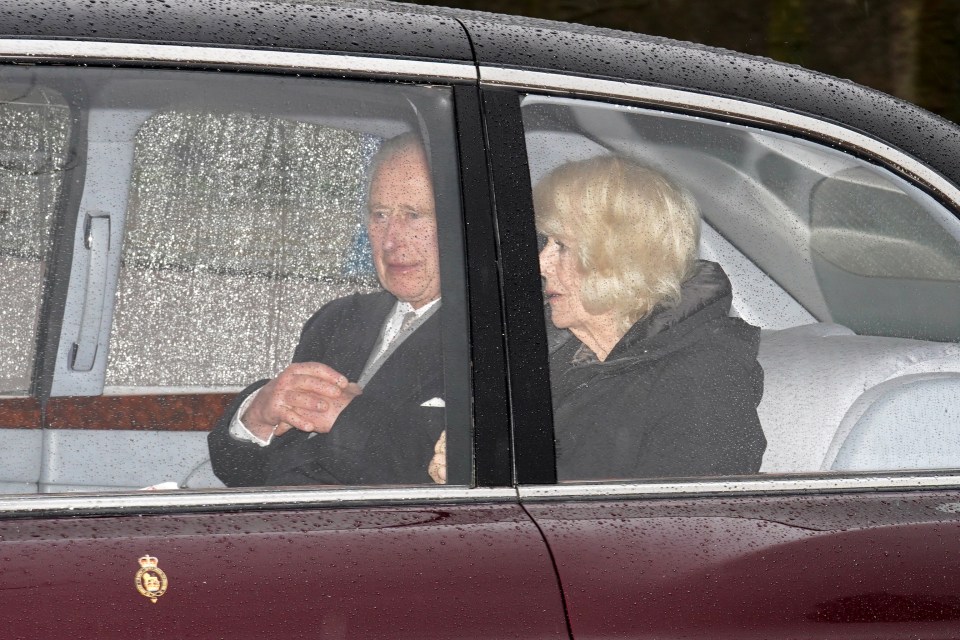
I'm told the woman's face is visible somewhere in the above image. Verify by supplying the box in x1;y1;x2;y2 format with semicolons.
538;233;591;331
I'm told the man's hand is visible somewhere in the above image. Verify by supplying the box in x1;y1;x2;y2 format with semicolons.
428;430;446;484
241;362;362;440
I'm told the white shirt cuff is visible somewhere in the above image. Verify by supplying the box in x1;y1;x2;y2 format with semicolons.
228;388;274;447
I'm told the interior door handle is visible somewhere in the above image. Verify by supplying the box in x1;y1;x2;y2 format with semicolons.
70;214;111;372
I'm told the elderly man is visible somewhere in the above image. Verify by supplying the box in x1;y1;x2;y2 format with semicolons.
208;134;445;486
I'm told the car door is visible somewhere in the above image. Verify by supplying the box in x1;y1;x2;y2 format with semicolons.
477;54;960;640
0;12;569;638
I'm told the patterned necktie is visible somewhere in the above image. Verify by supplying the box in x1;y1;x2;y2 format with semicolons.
398;310;418;336
358;310;420;388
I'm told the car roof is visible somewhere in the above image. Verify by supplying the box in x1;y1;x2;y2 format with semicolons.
434;6;960;195
1;0;958;193
0;0;474;61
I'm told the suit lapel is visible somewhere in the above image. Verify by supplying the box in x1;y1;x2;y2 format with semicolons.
359;302;439;387
362;309;442;398
326;292;397;381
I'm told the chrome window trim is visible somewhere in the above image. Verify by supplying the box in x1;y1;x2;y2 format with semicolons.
481;67;960;207
0;40;478;82
102;385;246;396
0;486;517;516
519;474;960;500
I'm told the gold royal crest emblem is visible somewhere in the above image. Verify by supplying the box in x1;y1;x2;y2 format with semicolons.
135;555;168;603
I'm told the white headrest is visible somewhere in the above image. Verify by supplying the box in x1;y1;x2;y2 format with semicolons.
757;326;960;472
826;373;960;471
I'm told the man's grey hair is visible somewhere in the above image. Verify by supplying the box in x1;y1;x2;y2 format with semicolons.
367;131;428;193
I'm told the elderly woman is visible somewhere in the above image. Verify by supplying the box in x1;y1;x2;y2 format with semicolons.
536;155;765;481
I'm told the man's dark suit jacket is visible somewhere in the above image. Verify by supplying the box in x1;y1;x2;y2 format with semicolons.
208;291;445;486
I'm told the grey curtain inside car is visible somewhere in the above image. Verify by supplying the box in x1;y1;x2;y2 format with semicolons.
107;111;380;388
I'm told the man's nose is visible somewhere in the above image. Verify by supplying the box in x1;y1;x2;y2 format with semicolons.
382;216;406;251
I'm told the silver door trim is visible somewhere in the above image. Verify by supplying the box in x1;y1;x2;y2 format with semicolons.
481;66;960;206
0;39;478;81
0;486;517;516
519;474;960;500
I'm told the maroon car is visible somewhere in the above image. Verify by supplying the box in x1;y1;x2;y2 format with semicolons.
1;1;959;638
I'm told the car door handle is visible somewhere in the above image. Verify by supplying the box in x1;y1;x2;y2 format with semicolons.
70;213;111;372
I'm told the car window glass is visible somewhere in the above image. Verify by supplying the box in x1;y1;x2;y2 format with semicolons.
0;84;69;395
522;94;960;482
10;67;468;495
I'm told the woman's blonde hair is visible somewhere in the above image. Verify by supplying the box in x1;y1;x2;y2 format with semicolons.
534;155;700;333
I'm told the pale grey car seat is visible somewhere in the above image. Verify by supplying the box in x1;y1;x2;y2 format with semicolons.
756;325;960;473
825;372;960;471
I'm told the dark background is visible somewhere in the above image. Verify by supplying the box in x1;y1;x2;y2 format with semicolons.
412;0;960;124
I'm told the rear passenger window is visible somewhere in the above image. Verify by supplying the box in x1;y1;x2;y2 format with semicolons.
522;94;960;481
7;67;470;494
